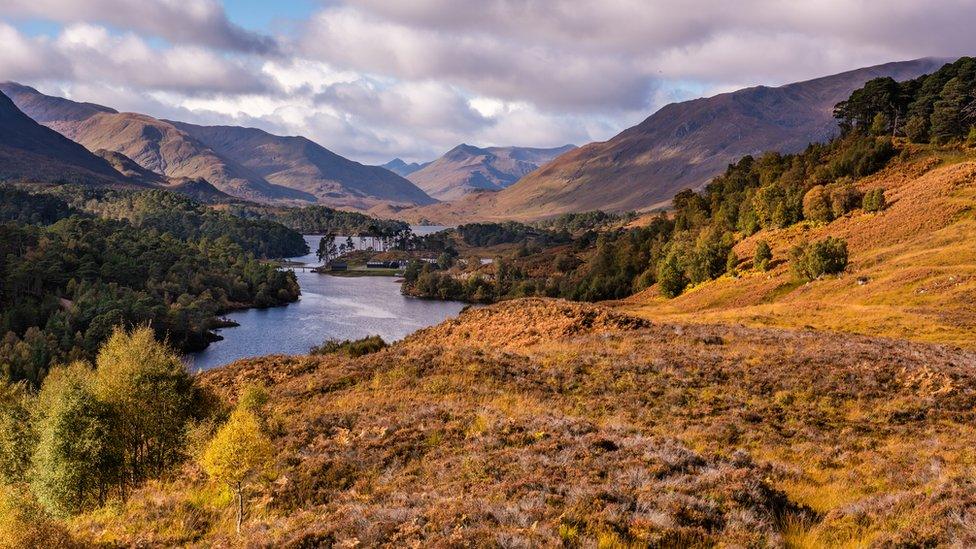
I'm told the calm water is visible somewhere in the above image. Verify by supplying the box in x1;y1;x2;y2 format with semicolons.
187;228;461;371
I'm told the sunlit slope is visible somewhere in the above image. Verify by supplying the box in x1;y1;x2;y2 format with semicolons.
620;148;976;347
68;299;976;546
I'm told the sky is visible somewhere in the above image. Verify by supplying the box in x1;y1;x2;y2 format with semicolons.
0;1;974;164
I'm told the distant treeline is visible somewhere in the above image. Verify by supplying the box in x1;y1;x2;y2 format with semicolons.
230;204;409;237
404;120;904;303
45;186;308;258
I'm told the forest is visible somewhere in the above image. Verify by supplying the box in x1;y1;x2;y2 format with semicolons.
46;186;309;259
229;203;409;237
0;186;301;388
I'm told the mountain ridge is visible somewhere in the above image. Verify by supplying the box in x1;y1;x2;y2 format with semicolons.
167;121;436;210
0;82;434;208
0;89;136;187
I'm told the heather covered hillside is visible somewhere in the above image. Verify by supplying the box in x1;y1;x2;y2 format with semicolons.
14;299;974;546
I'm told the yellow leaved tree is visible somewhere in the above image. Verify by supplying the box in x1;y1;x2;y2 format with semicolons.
200;386;273;534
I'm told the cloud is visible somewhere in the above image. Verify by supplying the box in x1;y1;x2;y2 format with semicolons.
0;0;276;53
0;23;269;95
0;23;70;81
3;0;976;165
303;0;976;111
300;6;656;112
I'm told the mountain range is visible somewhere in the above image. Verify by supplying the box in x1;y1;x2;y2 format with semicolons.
0;83;435;208
392;57;946;222
404;144;576;201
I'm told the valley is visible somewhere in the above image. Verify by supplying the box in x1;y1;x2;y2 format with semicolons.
0;16;975;547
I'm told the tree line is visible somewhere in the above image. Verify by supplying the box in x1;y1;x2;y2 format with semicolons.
835;56;976;144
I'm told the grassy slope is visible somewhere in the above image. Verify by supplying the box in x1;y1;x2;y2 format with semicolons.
620;147;976;348
67;299;976;546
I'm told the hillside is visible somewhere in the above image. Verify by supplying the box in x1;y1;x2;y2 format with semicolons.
168;122;436;210
394;58;947;223
620;146;976;348
406;143;575;201
36;298;973;546
0;90;131;186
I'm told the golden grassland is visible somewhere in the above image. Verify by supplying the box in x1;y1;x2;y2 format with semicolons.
620;146;976;349
59;299;976;546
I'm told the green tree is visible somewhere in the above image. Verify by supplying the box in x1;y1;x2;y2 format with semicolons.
790;237;849;281
725;249;739;276
93;327;196;486
656;253;688;299
829;181;861;218
930;77;967;144
870;112;890;136
904;115;929;143
967;126;976;147
316;233;338;263
201;401;274;534
0;381;35;484
30;362;121;517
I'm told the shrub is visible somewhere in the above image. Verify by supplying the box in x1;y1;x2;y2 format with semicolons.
827;136;895;179
802;185;832;223
725;250;739;275
0;484;76;548
310;335;387;357
967;126;976;148
862;188;887;213
754;241;772;272
790;237;849;281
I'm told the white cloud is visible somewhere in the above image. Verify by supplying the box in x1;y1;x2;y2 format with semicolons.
0;0;276;53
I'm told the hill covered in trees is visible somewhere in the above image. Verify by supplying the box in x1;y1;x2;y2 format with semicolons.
0;187;302;387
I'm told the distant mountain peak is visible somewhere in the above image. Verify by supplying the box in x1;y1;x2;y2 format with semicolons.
406;143;578;201
381;158;431;177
